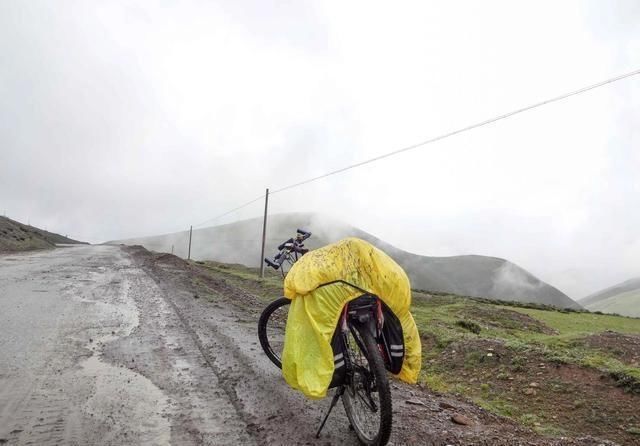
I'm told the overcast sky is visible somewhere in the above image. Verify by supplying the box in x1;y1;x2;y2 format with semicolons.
1;1;638;298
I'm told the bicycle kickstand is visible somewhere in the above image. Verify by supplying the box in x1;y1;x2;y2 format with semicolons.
315;388;344;438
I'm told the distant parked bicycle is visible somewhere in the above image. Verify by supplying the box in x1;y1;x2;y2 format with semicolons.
258;230;393;446
263;229;310;278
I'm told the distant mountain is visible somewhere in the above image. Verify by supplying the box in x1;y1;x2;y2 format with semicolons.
111;212;580;309
0;216;87;252
580;278;640;317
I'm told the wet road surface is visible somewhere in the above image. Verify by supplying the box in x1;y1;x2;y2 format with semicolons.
0;245;361;446
0;245;256;445
0;246;170;444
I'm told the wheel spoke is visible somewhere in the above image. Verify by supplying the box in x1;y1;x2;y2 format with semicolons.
341;322;392;445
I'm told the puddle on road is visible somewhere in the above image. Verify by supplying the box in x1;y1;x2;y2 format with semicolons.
73;274;140;340
82;354;171;444
77;257;171;445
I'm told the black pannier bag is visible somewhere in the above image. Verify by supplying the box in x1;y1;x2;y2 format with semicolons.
379;300;404;374
328;300;404;388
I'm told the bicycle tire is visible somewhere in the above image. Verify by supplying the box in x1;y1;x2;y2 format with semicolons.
258;297;290;369
342;323;392;446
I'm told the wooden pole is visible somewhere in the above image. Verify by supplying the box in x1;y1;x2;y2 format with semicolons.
187;226;193;260
259;188;269;278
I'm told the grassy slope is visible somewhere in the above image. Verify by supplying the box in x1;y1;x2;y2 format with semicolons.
0;216;87;252
580;278;640;318
412;294;640;442
416;296;640;378
581;277;640;306
587;289;640;318
190;260;640;443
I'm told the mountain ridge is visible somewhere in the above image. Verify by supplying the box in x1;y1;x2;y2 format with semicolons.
110;212;580;309
580;277;640;317
0;216;87;252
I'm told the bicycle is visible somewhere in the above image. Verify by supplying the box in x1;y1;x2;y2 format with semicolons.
258;230;393;446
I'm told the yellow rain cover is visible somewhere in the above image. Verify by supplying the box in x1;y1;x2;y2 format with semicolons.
282;237;421;399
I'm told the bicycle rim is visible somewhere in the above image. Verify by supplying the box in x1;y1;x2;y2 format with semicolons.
257;297;290;369
342;324;392;446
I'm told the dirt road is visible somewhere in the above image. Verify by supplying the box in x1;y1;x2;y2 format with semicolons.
0;245;356;445
0;246;618;445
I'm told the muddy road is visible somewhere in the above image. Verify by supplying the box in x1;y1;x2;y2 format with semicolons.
0;245;357;445
0;246;617;445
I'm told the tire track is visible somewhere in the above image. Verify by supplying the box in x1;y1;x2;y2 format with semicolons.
140;271;264;444
102;259;257;445
134;250;359;445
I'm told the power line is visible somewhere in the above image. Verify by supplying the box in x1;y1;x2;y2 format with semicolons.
270;67;640;195
191;67;639;227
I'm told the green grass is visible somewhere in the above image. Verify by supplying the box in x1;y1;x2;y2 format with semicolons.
505;306;640;336
411;293;640;351
476;397;517;418
410;290;640;427
422;372;450;392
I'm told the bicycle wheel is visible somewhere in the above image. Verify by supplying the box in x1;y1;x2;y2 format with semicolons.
257;297;290;369
342;323;392;446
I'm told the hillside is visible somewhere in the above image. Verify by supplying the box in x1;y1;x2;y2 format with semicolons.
581;277;640;317
111;213;580;309
0;216;87;252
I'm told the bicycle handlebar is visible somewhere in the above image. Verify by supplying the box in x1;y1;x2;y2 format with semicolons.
265;229;312;271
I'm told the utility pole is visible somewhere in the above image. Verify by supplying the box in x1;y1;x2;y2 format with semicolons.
187;226;193;260
259;188;269;278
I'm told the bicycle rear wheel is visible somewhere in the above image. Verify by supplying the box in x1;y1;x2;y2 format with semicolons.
342;323;392;446
257;297;290;369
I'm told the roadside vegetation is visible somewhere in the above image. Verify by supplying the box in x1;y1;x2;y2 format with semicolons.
412;292;640;443
187;259;640;445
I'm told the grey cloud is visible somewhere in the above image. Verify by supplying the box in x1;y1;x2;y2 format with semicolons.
1;1;638;300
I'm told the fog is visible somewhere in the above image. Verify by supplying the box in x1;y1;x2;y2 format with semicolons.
1;1;638;298
113;212;579;308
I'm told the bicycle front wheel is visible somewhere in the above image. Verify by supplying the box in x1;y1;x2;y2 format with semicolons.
257;297;290;369
342;323;392;446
